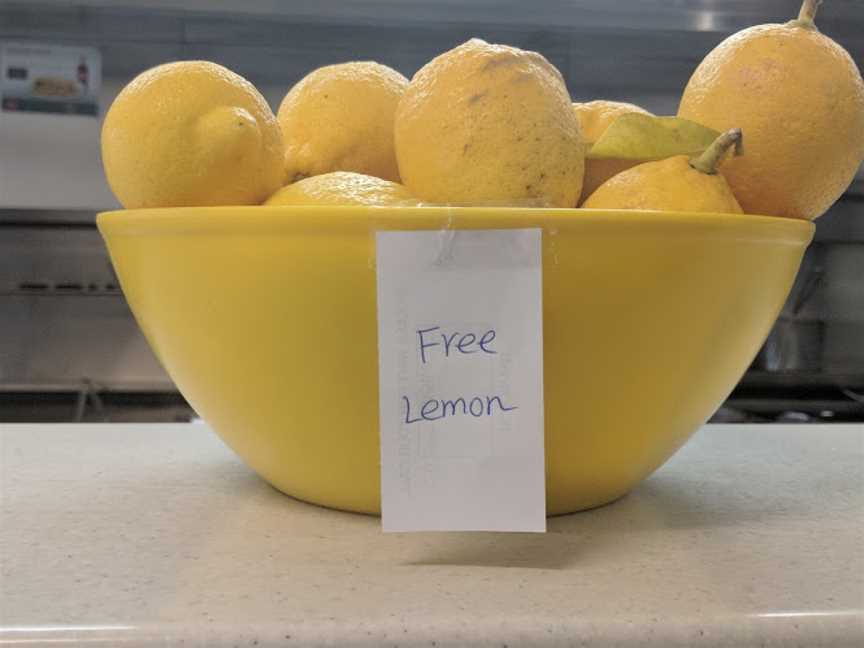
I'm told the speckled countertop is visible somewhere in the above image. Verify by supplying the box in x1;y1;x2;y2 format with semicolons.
1;423;862;647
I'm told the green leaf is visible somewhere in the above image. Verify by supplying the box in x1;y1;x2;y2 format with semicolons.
587;114;722;161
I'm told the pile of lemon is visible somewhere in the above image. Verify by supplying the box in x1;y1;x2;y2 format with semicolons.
102;0;864;220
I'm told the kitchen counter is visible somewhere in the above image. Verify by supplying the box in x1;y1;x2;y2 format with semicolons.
1;423;862;647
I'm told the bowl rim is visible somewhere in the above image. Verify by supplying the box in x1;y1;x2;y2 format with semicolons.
97;205;815;245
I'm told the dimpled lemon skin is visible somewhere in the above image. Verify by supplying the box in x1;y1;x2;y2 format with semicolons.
264;171;417;207
582;155;743;214
101;61;284;209
395;38;584;207
573;100;652;203
277;62;408;183
678;23;864;220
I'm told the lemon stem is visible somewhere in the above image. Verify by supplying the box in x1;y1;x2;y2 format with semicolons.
797;0;822;25
689;129;743;175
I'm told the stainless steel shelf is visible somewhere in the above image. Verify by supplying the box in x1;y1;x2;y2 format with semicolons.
741;370;864;389
0;381;177;393
0;208;98;226
0;288;123;298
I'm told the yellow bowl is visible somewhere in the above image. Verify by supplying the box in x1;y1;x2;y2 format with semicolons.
98;206;813;515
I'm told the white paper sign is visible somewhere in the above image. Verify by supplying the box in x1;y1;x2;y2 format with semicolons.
376;229;546;532
0;42;102;116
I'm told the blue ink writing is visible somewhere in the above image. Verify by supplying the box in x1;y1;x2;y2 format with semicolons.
417;326;498;364
403;394;518;424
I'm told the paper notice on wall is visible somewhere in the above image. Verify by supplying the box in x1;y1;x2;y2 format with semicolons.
0;42;101;116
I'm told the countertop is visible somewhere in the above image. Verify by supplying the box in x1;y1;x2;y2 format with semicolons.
1;423;862;647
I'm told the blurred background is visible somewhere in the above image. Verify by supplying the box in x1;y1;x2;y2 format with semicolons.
1;0;862;423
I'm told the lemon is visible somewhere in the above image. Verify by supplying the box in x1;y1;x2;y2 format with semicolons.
277;62;408;183
101;61;284;209
265;171;417;207
678;0;864;220
583;129;743;214
394;38;584;207
573;100;652;202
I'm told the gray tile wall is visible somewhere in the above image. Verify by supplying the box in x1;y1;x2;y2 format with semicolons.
5;1;860;94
